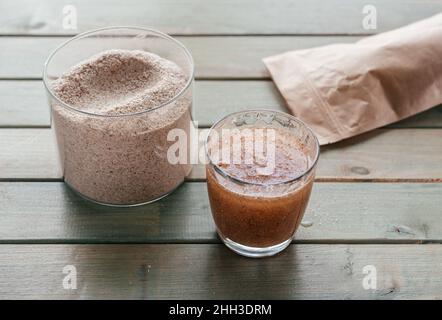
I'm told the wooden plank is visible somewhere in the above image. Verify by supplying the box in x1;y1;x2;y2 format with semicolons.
0;80;287;127
0;80;50;127
195;81;286;126
0;36;361;79
1;128;441;181
0;244;441;299
192;128;442;181
0;182;441;243
1;80;441;128
0;129;61;179
1;0;441;35
317;129;442;181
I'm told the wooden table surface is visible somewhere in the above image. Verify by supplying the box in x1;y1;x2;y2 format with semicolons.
1;0;442;299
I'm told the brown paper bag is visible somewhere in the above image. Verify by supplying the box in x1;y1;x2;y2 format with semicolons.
263;13;442;145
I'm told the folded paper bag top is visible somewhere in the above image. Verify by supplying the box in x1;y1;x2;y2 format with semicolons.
263;13;442;145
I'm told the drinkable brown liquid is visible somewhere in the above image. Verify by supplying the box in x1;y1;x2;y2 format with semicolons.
206;129;314;248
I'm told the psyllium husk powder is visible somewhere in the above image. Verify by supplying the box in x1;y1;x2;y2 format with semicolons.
50;49;192;205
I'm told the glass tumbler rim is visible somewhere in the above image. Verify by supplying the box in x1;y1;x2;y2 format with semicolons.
204;109;320;187
43;26;195;118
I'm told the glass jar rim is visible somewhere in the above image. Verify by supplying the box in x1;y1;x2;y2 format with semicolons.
204;109;320;187
43;26;195;118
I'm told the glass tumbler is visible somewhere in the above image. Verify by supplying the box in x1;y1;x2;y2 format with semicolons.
205;110;320;257
43;27;194;206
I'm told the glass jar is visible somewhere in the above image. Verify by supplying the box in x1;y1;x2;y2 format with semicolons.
205;110;320;257
43;27;194;206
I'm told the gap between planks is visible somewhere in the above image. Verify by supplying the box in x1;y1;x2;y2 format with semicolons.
0;239;439;245
1;178;441;183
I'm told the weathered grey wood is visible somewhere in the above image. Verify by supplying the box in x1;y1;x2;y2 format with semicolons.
0;182;441;243
317;129;442;181
2;0;441;35
191;128;442;181
0;129;61;179
1;80;441;128
1;128;441;181
195;81;288;127
0;36;361;79
0;80;50;127
0;80;286;127
0;0;440;302
0;244;441;299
